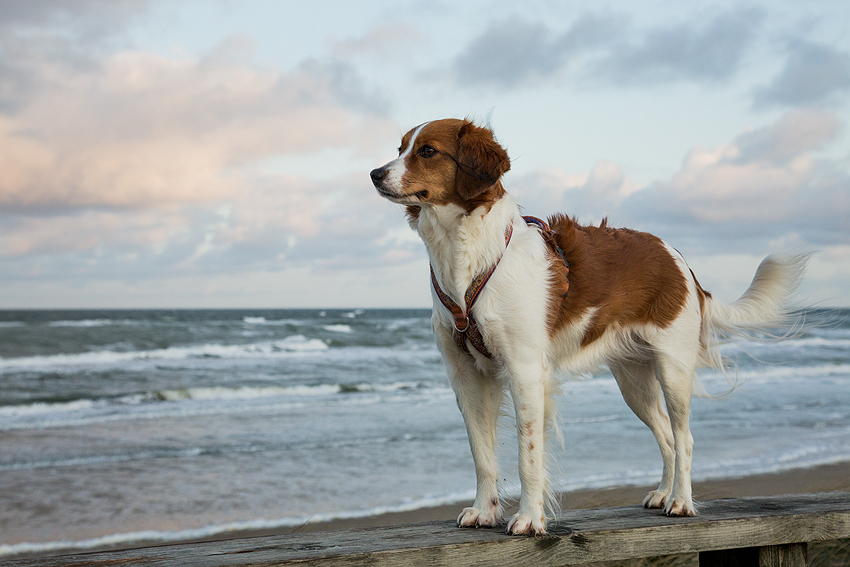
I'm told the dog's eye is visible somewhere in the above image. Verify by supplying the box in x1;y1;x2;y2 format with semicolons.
418;145;436;158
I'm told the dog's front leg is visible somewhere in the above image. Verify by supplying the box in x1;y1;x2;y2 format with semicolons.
439;335;505;528
506;361;549;535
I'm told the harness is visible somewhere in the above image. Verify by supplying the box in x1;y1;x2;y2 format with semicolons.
431;216;570;359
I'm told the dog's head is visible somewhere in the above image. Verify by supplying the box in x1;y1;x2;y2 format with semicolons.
370;119;511;214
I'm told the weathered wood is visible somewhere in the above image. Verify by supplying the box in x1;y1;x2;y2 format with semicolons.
759;543;807;567
8;492;850;567
700;543;807;567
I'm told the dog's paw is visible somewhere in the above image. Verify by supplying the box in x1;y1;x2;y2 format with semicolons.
506;513;547;536
642;490;668;509
664;498;697;517
457;506;499;528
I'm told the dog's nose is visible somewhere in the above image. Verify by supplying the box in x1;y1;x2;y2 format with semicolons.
370;167;386;186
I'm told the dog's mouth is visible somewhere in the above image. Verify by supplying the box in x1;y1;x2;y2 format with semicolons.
376;186;428;203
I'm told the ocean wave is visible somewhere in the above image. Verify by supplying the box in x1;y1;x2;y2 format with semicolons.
781;336;850;349
0;447;207;472
140;381;436;404
242;316;315;326
0;399;103;418
322;324;353;333
563;414;625;425
720;333;850;354
0;335;329;373
0;381;451;430
691;444;850;482
703;362;850;385
143;384;342;402
47;319;135;328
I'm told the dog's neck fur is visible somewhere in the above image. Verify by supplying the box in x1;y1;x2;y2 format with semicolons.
414;191;519;309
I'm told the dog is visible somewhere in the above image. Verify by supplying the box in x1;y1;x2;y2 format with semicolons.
370;118;806;535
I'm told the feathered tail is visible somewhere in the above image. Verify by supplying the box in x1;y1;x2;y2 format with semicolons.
699;254;809;371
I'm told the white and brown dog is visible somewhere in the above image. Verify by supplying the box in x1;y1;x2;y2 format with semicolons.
370;119;805;535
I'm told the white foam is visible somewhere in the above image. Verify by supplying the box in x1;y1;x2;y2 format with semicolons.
48;319;126;328
0;399;101;418
0;381;452;431
323;324;353;333
151;384;342;402
708;363;850;385
0;335;329;373
0;447;206;472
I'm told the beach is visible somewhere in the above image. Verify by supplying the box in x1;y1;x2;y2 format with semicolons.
11;461;847;561
267;460;850;535
1;308;848;559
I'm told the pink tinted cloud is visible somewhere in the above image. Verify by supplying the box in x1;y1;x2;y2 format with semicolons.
664;109;841;223
0;47;391;211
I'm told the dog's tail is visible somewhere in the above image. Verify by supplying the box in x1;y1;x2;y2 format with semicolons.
698;254;809;371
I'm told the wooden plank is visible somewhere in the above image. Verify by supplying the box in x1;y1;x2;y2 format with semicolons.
7;492;850;567
758;544;807;567
700;544;807;567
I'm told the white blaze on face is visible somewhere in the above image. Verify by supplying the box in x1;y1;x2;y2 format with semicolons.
381;122;428;194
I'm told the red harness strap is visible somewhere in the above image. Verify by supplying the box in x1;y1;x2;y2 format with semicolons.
430;216;570;359
430;225;512;359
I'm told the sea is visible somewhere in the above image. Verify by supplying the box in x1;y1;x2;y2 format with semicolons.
1;308;848;557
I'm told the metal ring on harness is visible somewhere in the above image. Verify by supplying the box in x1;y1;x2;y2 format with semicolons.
452;315;470;333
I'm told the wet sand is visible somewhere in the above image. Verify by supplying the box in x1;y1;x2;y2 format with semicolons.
14;461;850;560
269;460;850;535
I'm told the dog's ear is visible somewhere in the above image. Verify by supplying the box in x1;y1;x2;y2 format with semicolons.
455;121;511;200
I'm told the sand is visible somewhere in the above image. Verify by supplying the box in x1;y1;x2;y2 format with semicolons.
13;461;850;561
268;460;850;536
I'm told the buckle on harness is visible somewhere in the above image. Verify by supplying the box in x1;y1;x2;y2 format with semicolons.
453;315;469;333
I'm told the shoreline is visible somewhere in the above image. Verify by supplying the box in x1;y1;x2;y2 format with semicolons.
6;460;850;560
267;460;850;536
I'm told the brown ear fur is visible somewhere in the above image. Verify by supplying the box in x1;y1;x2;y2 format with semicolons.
455;121;511;200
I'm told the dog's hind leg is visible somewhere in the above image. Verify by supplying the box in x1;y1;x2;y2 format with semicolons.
654;351;697;517
610;359;676;509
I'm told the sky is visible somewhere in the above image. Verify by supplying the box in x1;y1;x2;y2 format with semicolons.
1;0;849;309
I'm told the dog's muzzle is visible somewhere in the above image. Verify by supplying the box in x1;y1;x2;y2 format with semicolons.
370;166;405;201
370;167;387;189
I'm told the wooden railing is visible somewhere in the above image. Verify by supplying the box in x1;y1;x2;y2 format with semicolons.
9;492;850;566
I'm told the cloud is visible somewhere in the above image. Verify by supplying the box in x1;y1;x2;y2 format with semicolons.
0;13;402;289
754;41;850;107
0;46;390;213
594;8;763;84
450;13;622;88
0;0;151;111
512;110;849;252
514;160;641;223
451;18;566;88
643;109;847;237
450;8;761;90
0;168;407;283
732;108;841;163
0;0;148;27
330;22;425;58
